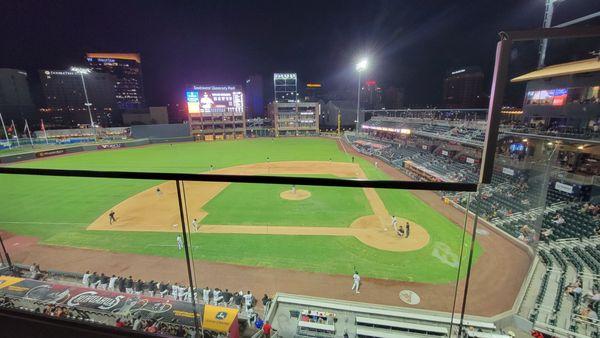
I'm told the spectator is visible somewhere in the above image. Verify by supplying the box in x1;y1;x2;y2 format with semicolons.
262;320;274;338
132;316;142;331
115;318;126;328
262;294;271;306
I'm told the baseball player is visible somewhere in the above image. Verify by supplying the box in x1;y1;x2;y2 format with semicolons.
391;215;398;232
202;287;211;304
352;271;361;294
109;210;116;224
291;184;296;194
156;187;162;196
176;235;183;251
192;218;199;232
108;275;117;291
405;222;411;238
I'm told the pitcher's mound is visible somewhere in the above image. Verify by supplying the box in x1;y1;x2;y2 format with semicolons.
280;189;311;201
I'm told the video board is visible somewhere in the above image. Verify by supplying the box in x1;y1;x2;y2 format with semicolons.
186;85;244;116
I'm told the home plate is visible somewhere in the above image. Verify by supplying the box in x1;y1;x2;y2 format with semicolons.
399;290;420;305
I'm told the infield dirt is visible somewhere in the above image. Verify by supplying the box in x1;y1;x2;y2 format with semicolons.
88;161;429;252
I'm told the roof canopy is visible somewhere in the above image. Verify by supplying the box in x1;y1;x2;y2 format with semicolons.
511;58;600;83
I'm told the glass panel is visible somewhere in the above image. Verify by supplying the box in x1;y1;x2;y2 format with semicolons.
0;175;194;337
182;175;479;337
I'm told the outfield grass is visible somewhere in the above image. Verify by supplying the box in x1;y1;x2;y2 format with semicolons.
0;138;481;283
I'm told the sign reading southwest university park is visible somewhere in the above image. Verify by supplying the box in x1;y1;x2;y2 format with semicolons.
186;85;244;117
0;275;198;326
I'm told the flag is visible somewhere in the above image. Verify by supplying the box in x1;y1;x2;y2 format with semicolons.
10;120;20;147
40;119;49;144
24;119;33;147
0;113;10;148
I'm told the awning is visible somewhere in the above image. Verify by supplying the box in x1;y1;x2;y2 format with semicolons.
511;58;600;82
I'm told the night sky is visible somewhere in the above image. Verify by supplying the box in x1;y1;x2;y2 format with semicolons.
1;0;600;106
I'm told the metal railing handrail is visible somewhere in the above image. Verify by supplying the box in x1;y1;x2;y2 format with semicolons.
0;167;478;192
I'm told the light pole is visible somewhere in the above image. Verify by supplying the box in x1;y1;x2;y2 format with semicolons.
355;59;368;134
70;67;97;142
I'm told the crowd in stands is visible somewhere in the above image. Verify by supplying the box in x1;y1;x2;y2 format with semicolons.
0;265;273;338
79;270;269;314
348;131;599;243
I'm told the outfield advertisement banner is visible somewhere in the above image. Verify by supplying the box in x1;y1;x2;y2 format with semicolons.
35;149;66;158
97;143;125;150
0;276;200;326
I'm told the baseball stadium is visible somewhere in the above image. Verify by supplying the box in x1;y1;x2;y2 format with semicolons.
0;32;599;338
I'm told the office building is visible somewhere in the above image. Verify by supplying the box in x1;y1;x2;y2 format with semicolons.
244;75;265;118
186;85;246;141
39;69;117;127
362;80;383;109
0;69;36;126
442;66;486;108
273;73;298;102
86;53;145;110
268;101;319;136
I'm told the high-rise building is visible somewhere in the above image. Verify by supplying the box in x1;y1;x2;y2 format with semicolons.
86;53;145;110
244;75;264;118
362;80;383;109
0;69;36;127
442;67;486;108
273;73;298;102
39;69;117;127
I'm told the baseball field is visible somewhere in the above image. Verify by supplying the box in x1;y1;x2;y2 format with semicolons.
0;137;481;284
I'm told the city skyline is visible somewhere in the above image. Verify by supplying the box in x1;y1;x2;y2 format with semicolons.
1;0;599;107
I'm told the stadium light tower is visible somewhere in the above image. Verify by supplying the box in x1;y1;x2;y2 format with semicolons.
355;58;368;134
538;0;565;68
70;67;97;142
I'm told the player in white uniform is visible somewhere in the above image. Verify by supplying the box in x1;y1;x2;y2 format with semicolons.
176;235;183;250
202;287;211;304
192;219;199;232
108;275;117;291
352;271;361;294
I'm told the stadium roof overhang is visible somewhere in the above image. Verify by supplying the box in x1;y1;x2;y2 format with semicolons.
511;57;600;82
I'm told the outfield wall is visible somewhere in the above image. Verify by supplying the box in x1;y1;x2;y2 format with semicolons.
130;123;190;139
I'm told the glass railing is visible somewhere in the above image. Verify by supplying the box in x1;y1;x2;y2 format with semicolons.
0;153;484;337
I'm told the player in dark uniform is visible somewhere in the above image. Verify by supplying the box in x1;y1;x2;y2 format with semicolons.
109;210;116;224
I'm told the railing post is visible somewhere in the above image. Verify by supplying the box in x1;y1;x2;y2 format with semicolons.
175;180;201;336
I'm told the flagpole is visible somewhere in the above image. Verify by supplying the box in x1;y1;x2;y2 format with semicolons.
11;120;20;147
41;119;49;144
0;113;10;149
24;119;34;148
